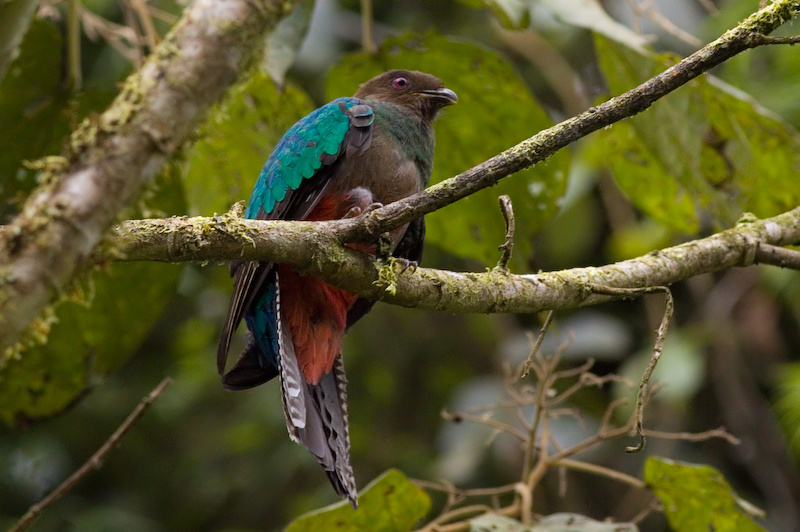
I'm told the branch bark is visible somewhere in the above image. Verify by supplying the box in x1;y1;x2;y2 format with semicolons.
0;0;300;353
105;208;800;314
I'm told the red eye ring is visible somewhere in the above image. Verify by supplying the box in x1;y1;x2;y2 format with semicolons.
392;76;409;89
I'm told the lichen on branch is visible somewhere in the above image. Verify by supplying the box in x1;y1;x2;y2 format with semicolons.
105;207;800;315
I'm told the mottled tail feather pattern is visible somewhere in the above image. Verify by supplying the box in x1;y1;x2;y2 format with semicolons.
329;356;357;505
276;273;306;438
275;272;358;507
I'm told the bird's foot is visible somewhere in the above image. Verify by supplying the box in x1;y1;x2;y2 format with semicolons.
344;201;383;219
394;257;419;273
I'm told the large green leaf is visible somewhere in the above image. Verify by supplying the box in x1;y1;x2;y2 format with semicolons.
704;2;800;129
327;33;569;270
0;165;185;424
183;72;314;215
285;469;431;532
0;19;114;220
645;457;765;532
469;512;638;531
586;35;800;233
262;0;313;88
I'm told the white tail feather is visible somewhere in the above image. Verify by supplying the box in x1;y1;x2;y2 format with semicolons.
276;272;306;440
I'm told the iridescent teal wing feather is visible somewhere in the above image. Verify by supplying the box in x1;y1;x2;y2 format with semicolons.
245;98;373;219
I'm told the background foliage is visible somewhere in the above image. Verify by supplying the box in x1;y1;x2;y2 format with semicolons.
1;0;799;530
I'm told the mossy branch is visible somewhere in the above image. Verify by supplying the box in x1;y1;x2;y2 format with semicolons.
105;207;800;314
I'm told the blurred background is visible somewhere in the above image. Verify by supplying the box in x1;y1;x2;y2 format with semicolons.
1;0;799;530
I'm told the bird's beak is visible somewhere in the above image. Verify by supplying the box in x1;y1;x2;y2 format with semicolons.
420;87;458;105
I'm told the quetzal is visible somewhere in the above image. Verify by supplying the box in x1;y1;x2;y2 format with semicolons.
216;70;456;507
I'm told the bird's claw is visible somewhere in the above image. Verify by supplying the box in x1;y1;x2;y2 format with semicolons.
395;257;419;273
343;201;384;219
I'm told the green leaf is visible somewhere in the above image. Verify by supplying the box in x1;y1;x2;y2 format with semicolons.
0;165;185;424
285;469;431;532
183;71;314;216
471;514;532;532
538;0;651;50
262;0;314;88
469;513;638;532
773;362;800;459
645;457;766;532
0;19;114;218
534;513;637;531
326;33;569;270
452;0;529;29
586;35;800;233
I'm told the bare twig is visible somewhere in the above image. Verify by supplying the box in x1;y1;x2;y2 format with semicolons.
754;243;800;270
80;7;142;64
696;0;718;14
67;0;82;90
558;458;646;489
643;427;740;445
746;33;800;46
520;311;554;379
628;497;662;524
418;314;746;531
360;0;376;53
441;409;529;442
412;479;519;498
126;0;160;51
9;377;173;532
589;285;674;453
496;195;515;271
624;0;703;47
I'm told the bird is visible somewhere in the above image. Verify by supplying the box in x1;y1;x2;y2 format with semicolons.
216;70;457;508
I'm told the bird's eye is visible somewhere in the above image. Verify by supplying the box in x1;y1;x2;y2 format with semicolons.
392;76;409;89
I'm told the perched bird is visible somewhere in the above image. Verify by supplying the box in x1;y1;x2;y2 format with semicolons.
217;70;457;507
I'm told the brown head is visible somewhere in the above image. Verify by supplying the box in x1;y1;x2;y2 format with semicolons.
354;69;457;122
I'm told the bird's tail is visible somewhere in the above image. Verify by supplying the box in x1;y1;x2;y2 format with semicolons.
277;286;358;508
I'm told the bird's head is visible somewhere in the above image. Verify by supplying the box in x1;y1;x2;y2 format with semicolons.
354;70;458;121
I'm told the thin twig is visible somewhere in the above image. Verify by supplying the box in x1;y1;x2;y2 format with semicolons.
746;33;800;45
520;311;554;379
754;243;800;270
360;0;376;53
412;479;519;498
696;0;718;14
9;377;173;532
67;0;82;91
496;195;515;270
628;497;662;524
515;482;532;526
441;409;529;441
643;427;740;445
127;0;160;51
589;285;674;453
625;0;703;46
557;458;646;488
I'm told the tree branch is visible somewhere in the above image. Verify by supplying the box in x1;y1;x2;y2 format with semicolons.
102;207;800;314
0;0;300;353
332;0;800;243
9;377;173;532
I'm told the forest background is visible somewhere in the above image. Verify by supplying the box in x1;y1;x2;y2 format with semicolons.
1;0;800;531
